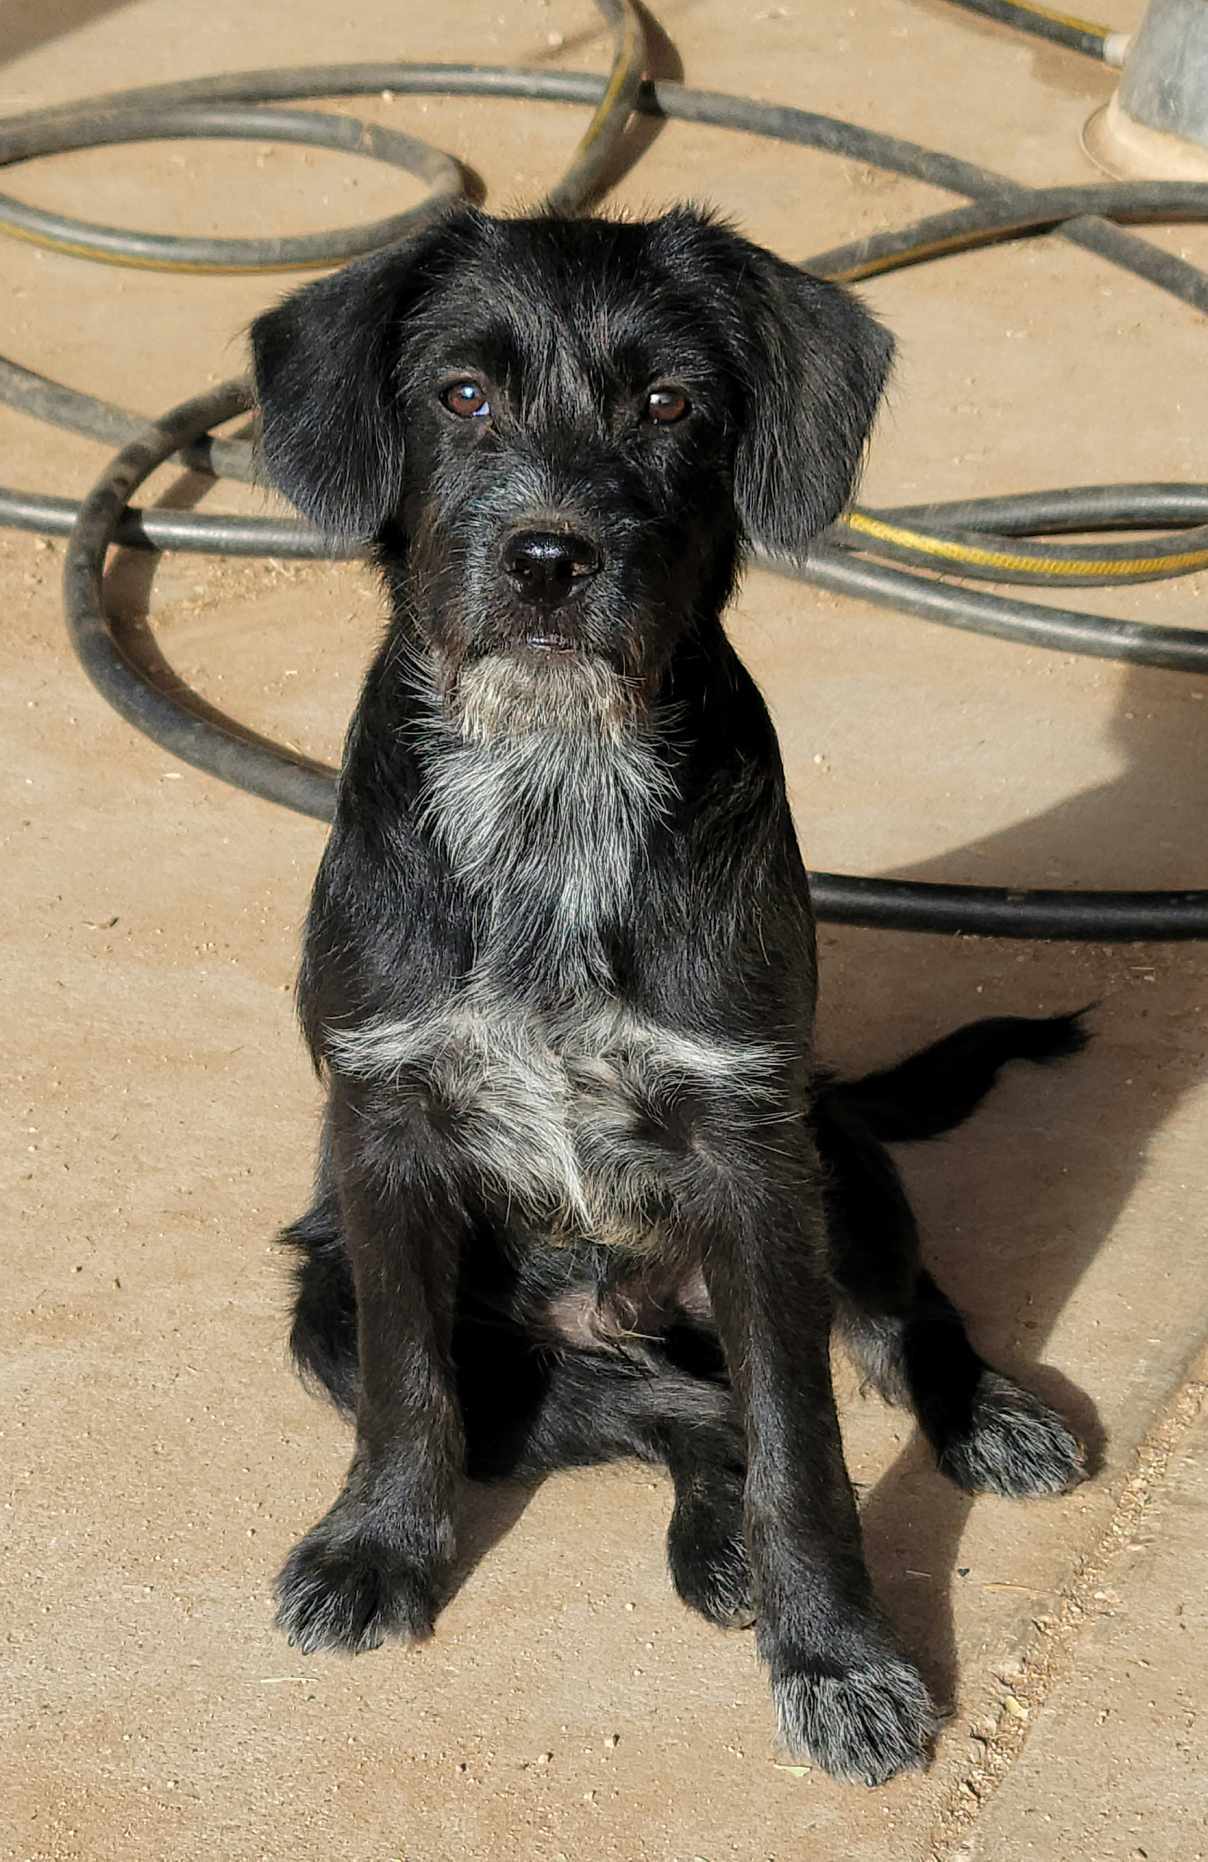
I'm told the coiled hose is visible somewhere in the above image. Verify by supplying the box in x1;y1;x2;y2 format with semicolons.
4;0;1208;937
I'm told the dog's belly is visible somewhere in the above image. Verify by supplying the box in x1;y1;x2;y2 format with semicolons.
328;1004;785;1248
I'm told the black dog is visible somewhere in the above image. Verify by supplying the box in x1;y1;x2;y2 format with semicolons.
251;204;1086;1786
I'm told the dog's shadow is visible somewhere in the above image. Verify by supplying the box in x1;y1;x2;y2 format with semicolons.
812;648;1208;1707
451;1476;540;1595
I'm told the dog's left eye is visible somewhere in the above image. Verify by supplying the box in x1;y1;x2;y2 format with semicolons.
646;387;689;425
441;380;491;419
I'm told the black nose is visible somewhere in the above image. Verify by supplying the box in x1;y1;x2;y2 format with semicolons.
503;529;600;605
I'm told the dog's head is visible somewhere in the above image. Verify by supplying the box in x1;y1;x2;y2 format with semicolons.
252;205;891;726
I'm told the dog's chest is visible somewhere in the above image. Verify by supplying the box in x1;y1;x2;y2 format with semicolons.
421;713;672;987
331;1003;782;1249
335;704;784;1244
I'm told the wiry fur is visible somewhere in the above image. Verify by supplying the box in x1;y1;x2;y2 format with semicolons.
420;660;675;991
251;203;1089;1787
329;999;787;1249
771;1657;943;1788
451;650;645;741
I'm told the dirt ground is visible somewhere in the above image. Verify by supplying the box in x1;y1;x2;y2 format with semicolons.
2;2;1206;1858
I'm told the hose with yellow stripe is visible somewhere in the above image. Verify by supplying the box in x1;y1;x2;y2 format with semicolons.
837;509;1208;589
942;0;1115;62
12;90;1207;649
6;0;1208;934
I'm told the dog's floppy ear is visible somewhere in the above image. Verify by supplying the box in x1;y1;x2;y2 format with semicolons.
670;214;893;560
732;248;893;559
250;211;470;540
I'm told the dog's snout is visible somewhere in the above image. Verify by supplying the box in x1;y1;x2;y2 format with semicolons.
503;530;600;605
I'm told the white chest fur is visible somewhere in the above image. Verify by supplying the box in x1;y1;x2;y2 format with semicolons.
337;653;787;1246
420;654;675;988
328;1002;785;1248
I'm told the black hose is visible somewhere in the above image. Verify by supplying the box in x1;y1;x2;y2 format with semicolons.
0;103;462;271
807;181;1208;288
64;384;1208;942
1;486;359;557
0;356;257;478
3;0;1206;937
800;546;1208;673
830;516;1208;589
62;381;341;815
542;0;646;214
22;69;1201;662
6;72;1208;600
941;0;1110;62
807;876;1208;941
884;487;1208;533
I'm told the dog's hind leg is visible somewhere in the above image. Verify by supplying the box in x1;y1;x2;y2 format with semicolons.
281;1191;360;1415
279;1109;360;1414
461;1329;755;1629
278;1195;753;1620
816;1098;1086;1499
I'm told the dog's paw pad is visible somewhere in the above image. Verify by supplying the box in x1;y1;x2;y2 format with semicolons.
667;1490;756;1629
938;1372;1087;1499
275;1521;439;1655
772;1653;938;1786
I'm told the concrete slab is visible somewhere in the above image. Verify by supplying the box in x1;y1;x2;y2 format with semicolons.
944;1375;1208;1862
1;2;1206;1859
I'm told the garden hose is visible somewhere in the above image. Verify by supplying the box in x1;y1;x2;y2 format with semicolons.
942;0;1117;63
5;0;1208;937
64;380;1208;943
62;380;342;817
0;103;462;273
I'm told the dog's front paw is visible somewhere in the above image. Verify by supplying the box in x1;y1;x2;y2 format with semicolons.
275;1512;446;1655
937;1371;1087;1499
772;1651;938;1786
667;1481;756;1629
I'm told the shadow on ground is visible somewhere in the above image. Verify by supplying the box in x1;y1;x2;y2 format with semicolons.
828;649;1208;1704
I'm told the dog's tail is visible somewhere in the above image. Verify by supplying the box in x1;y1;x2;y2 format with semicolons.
820;1009;1092;1144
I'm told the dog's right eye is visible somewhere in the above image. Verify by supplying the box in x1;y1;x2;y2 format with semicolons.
645;386;689;425
441;380;491;419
